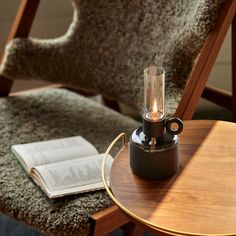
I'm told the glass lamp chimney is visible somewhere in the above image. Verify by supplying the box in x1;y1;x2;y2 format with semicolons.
144;66;165;121
143;66;166;139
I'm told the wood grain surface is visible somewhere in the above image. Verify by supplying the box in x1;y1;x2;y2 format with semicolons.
110;120;236;235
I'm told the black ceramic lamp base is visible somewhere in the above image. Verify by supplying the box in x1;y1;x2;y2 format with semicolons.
129;116;183;180
130;133;180;180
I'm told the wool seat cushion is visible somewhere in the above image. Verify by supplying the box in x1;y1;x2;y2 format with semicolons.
0;88;140;236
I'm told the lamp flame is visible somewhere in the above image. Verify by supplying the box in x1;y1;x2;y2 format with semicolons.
153;100;158;114
151;100;158;120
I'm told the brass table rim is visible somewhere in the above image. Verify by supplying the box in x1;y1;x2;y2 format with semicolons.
102;131;236;236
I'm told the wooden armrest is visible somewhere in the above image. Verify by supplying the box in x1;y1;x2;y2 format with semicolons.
90;205;129;236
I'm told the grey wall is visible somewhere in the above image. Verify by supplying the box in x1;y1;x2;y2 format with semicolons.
0;0;73;91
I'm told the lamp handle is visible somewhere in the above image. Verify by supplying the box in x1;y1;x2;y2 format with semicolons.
166;117;183;135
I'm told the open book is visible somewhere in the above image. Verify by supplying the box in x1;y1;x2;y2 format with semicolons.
11;136;113;198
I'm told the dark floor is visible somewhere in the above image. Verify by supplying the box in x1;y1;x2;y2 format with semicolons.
0;99;232;236
0;214;44;236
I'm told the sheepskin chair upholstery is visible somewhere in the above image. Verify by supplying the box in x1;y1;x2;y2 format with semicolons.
0;0;226;235
0;0;225;114
0;88;140;235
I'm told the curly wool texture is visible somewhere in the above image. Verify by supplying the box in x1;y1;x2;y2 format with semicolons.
0;88;140;235
0;0;225;113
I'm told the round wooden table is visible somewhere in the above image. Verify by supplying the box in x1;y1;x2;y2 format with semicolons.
110;120;236;236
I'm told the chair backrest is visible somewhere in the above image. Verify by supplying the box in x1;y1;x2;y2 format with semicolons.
0;0;230;116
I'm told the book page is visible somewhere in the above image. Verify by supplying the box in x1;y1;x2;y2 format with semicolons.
32;154;113;191
11;136;98;172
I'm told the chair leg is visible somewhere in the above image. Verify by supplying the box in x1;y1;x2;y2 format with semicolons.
0;0;40;96
232;14;236;122
122;222;144;236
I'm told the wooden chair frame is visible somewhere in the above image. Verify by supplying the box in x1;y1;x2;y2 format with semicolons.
175;0;236;121
0;0;235;235
0;0;39;96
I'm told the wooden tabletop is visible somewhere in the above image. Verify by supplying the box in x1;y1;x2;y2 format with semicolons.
110;120;236;236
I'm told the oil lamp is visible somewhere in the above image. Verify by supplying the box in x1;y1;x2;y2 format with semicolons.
130;66;183;179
